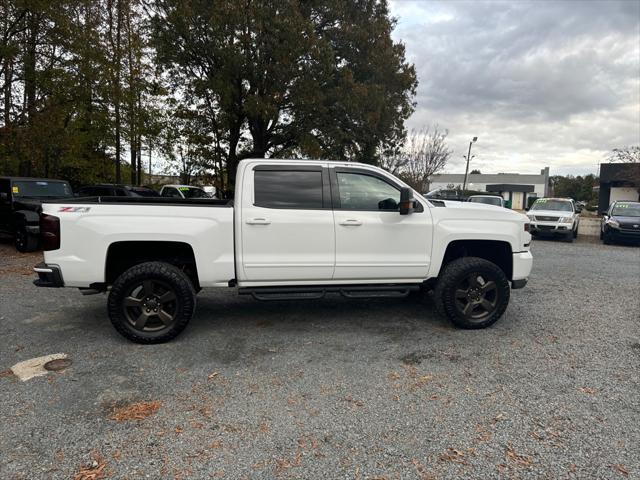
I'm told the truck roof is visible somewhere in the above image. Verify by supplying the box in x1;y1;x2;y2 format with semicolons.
1;176;69;182
238;158;374;168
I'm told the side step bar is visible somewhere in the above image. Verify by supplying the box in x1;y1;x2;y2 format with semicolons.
239;284;421;301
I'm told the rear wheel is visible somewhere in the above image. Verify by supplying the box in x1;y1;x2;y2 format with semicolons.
15;226;38;252
108;261;196;344
434;257;510;329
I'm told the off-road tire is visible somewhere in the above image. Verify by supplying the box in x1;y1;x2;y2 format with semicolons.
15;226;38;252
108;261;196;344
563;231;574;243
573;226;578;238
434;257;510;329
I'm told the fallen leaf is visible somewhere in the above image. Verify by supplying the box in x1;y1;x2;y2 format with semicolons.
505;444;533;467
109;401;161;421
612;464;629;477
578;387;597;395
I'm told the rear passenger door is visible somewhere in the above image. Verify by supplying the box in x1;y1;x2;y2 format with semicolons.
239;164;335;282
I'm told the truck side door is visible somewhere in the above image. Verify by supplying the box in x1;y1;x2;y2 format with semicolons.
331;167;432;281
239;164;335;282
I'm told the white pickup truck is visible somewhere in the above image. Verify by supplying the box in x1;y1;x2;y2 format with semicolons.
34;159;533;343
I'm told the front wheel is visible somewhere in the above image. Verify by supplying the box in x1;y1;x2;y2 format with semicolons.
108;262;196;344
434;257;511;329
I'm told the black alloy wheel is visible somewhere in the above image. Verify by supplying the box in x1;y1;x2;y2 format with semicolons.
122;279;178;332
434;257;511;329
453;273;498;323
108;262;196;343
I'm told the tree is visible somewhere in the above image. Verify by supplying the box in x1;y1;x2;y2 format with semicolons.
151;0;417;193
608;145;640;187
550;174;598;202
470;169;481;174
381;126;451;193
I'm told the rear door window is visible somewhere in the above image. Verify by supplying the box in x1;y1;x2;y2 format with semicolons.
254;170;323;209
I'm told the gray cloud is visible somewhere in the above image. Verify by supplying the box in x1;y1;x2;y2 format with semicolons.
389;0;640;175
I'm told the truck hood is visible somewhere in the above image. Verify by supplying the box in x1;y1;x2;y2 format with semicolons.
13;197;44;213
436;199;528;221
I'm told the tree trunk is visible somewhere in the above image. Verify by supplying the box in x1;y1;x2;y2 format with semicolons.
20;9;38;176
113;0;123;183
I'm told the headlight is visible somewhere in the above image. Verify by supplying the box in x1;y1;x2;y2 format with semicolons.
559;216;573;223
527;214;535;221
607;219;620;229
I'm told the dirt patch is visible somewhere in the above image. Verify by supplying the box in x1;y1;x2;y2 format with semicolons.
109;400;161;421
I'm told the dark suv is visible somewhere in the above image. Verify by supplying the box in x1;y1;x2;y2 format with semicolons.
76;184;159;197
0;177;74;252
601;200;640;245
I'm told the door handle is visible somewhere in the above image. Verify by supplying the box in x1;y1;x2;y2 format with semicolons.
339;219;363;226
246;217;271;225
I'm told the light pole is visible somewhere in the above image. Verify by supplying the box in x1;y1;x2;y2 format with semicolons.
462;136;478;191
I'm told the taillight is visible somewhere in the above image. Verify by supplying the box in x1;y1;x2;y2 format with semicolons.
40;214;60;251
524;223;530;232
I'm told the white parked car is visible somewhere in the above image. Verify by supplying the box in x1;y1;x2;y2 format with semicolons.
526;197;580;242
159;184;210;199
34;159;533;343
467;195;505;207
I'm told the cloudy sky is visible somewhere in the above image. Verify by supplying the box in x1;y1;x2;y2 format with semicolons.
388;0;640;176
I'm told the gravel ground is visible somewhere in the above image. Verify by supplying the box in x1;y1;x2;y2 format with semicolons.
0;236;639;479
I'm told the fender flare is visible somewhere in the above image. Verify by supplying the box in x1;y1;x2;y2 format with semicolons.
13;209;40;228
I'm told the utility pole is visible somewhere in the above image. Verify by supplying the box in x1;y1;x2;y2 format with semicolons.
462;136;478;191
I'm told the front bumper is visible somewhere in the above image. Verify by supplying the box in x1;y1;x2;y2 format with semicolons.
604;225;640;242
33;262;64;288
530;222;573;237
511;251;532;289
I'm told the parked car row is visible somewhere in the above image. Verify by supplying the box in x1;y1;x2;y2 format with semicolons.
1;176;216;252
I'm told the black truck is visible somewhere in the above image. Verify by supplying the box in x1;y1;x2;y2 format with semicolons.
0;177;73;252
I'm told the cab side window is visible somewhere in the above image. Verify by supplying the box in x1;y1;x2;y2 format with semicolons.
336;172;400;211
254;170;323;209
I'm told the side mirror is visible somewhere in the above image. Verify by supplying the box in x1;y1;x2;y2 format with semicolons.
524;207;529;211
399;187;415;215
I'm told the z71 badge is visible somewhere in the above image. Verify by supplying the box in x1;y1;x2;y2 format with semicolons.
58;207;91;213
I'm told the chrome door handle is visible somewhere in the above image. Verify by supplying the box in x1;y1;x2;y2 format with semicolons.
339;219;363;226
246;217;271;225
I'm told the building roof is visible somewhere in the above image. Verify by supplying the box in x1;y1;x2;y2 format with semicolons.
429;172;547;184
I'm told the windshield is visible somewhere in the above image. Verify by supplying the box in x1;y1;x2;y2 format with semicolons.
530;199;572;212
13;180;73;198
612;203;640;217
179;187;208;198
469;196;502;206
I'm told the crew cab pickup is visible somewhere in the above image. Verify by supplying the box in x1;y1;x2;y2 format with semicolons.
34;159;533;343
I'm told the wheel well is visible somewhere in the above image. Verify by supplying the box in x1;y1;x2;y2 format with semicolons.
105;241;199;289
441;240;512;279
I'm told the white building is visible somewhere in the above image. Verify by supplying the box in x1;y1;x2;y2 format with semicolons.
428;167;550;210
